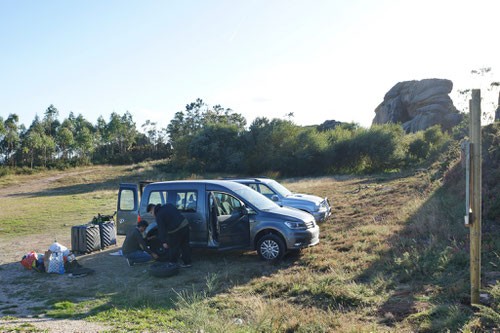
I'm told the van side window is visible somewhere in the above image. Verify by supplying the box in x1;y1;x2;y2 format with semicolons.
119;189;136;211
185;192;197;211
248;183;259;191
148;191;166;206
214;192;241;215
172;190;197;212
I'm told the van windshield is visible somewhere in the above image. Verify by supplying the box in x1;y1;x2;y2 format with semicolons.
234;187;278;211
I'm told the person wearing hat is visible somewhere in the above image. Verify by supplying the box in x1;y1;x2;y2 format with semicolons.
147;203;192;268
122;220;158;266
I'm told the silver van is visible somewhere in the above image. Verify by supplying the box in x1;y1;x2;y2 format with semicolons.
116;180;319;261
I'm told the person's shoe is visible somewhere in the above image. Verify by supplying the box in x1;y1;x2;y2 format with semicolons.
126;258;134;267
180;263;192;268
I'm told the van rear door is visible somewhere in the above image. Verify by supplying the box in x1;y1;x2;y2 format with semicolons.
117;183;139;235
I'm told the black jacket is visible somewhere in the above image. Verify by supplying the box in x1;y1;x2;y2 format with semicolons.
154;204;186;244
122;227;151;255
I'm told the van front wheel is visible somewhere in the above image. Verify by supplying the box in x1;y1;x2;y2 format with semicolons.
257;234;285;261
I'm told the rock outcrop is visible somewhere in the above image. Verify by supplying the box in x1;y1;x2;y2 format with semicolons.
372;78;463;133
317;120;343;132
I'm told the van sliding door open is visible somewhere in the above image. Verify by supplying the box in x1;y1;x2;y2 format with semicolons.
209;191;250;250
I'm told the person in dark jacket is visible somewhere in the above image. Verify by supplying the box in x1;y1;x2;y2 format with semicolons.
147;203;192;267
122;220;158;266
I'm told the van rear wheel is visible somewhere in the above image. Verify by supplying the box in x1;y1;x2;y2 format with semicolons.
257;234;285;261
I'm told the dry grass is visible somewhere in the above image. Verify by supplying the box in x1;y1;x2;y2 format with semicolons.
0;161;496;332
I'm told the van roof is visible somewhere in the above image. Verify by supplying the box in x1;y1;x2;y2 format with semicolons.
146;179;247;191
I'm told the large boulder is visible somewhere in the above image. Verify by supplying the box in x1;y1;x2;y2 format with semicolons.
317;120;343;131
372;79;463;133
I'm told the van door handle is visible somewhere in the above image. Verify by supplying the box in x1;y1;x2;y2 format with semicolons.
194;219;203;224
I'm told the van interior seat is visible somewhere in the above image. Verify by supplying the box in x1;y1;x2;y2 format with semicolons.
186;193;196;211
222;201;232;215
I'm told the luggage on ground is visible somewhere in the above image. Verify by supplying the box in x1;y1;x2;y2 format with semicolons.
90;212;117;249
71;224;101;254
96;220;117;249
47;252;65;274
20;251;37;270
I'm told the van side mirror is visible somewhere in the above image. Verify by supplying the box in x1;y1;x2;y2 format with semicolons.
240;205;256;215
271;195;279;202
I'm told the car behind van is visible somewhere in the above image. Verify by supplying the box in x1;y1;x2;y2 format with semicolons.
116;180;319;261
228;178;331;222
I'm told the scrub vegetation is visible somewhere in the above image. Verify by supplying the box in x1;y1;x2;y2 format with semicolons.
1;105;500;330
0;98;454;177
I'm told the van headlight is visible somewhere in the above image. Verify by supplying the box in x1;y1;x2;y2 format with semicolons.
284;221;307;230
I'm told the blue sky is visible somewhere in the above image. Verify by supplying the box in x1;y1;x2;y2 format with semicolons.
1;0;499;130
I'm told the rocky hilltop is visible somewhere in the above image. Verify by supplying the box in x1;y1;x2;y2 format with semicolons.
372;78;463;133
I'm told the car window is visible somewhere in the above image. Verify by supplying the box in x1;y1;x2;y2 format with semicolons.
214;192;241;215
119;189;136;211
234;187;278;211
248;183;259;191
172;190;198;212
147;191;166;206
258;184;275;199
176;192;186;210
185;192;197;212
268;180;292;197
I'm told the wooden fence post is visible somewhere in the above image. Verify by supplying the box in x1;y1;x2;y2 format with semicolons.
470;89;482;305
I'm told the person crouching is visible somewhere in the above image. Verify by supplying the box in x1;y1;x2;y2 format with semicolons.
122;220;158;266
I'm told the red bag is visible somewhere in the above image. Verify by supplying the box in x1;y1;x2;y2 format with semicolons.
20;251;37;270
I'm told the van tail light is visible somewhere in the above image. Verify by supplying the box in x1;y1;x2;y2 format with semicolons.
138;215;141;223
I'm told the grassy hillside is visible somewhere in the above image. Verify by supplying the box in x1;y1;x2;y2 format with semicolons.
0;147;499;331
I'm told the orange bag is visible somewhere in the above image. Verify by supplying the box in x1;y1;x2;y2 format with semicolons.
20;251;37;270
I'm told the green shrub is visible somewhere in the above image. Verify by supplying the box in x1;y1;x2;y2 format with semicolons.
476;283;500;329
0;167;11;177
409;137;430;160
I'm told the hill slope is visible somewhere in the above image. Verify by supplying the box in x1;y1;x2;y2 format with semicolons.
0;155;499;331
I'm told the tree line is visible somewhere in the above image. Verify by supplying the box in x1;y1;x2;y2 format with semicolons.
0;99;455;176
0;104;171;172
165;99;453;176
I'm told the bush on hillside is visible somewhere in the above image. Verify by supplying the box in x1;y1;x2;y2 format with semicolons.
482;122;500;222
476;283;500;329
409;136;430;161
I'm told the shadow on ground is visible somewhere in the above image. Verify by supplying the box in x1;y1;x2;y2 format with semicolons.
350;165;500;331
0;238;300;324
5;165;192;198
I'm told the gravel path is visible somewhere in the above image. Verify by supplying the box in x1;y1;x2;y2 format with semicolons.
0;317;112;333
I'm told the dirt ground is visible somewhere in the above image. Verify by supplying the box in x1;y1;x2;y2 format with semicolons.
0;171;114;332
0;227;117;332
0;228;278;332
0;170;288;332
0;170;94;197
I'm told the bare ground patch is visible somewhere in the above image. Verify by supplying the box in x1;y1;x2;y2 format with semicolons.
0;170;95;199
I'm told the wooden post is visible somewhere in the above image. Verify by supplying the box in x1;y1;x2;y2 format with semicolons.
470;89;482;305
